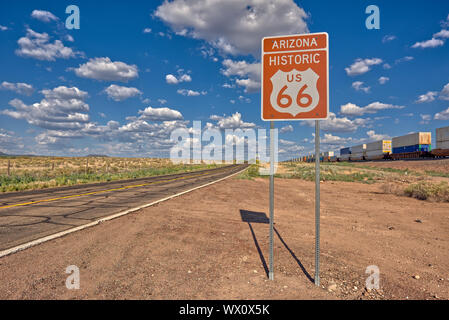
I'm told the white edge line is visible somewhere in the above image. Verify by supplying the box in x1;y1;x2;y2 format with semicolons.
0;166;249;259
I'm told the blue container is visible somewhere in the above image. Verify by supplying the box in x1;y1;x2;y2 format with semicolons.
340;147;351;155
392;144;431;154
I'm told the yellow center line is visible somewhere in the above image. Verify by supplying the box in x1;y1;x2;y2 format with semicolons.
0;170;215;210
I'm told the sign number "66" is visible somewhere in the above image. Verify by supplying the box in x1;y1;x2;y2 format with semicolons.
277;84;313;109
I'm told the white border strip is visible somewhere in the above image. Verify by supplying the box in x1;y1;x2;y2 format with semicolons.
0;166;248;259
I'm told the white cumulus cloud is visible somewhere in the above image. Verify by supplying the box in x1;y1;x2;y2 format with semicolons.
352;81;370;93
0;81;34;96
1;86;90;131
320;133;353;145
434;29;449;38
280;125;293;133
340;102;405;116
211;112;256;130
302;112;369;133
73;57;139;82
345;58;383;76
412;38;445;49
415;91;438;103
416;83;449;102
366;130;390;141
420;114;431;124
382;35;396;43
138;107;183;121
177;89;206;96
221;59;261;93
31;9;59;22
165;72;192;84
16;28;78;61
155;0;308;57
104;85;142;101
434;107;449;120
378;76;389;85
440;83;449;100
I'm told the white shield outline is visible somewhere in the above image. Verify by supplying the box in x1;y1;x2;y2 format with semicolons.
269;68;320;116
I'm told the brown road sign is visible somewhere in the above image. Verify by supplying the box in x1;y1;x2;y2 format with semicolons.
261;32;329;121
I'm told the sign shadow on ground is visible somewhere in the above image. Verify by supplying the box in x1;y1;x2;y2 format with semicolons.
239;209;314;283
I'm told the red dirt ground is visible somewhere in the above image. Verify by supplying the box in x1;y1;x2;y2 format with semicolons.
0;177;448;299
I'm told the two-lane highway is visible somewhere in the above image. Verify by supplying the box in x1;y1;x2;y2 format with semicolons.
0;164;248;254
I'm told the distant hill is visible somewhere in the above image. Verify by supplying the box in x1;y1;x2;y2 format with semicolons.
0;151;8;156
86;154;109;157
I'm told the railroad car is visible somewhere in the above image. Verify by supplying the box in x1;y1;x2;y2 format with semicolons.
365;140;391;160
432;126;449;157
292;126;449;163
389;132;432;160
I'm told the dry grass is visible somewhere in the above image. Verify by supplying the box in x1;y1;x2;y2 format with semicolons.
281;161;449;202
382;181;449;202
0;156;222;192
277;162;405;184
403;181;449;202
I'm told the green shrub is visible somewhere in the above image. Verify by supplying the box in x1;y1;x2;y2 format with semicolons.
404;182;449;202
237;164;260;180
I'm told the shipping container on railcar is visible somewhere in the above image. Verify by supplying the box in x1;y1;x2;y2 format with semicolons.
350;144;366;161
391;132;432;159
365;140;392;160
432;126;449;157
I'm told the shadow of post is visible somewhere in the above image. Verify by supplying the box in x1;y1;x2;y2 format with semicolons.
273;227;314;283
239;209;314;283
240;209;269;277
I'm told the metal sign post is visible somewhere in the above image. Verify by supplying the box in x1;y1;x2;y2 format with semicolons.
269;121;275;281
315;120;321;287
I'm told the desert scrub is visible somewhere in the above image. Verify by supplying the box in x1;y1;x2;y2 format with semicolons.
282;163;380;183
403;181;449;202
0;162;221;192
381;182;404;196
321;161;420;176
424;170;449;178
237;164;260;180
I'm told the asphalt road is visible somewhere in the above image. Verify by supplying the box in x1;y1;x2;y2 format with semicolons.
0;164;247;251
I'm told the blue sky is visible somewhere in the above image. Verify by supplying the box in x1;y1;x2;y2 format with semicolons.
0;0;449;160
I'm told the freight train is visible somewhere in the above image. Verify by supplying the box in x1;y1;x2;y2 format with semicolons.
294;125;449;163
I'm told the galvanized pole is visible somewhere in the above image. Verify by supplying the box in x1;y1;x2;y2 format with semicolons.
269;121;275;281
315;120;321;287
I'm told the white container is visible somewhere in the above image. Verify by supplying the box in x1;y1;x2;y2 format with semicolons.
351;144;366;153
365;140;382;151
436;140;449;150
365;155;384;160
339;154;350;161
392;132;431;148
366;140;391;152
365;150;387;160
436;126;449;142
365;150;384;156
350;152;364;160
